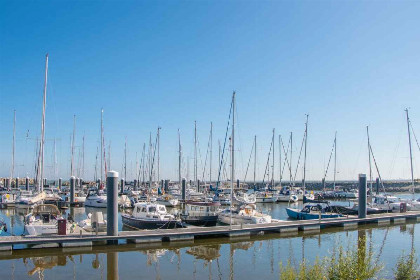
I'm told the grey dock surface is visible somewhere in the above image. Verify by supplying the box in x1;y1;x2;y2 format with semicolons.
1;211;419;250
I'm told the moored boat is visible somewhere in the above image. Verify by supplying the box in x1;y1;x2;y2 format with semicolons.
121;202;184;230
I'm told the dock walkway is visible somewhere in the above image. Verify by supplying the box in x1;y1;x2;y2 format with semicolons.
1;211;419;251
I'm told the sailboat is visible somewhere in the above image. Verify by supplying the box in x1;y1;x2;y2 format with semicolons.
399;109;420;210
216;92;272;225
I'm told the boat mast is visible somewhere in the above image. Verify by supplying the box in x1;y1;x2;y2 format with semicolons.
38;53;48;193
124;136;127;181
367;126;373;192
289;132;293;186
254;135;257;187
10;109;16;181
210;122;213;184
157;127;161;184
333;131;337;190
230;91;235;226
279;135;282;188
406;109;415;197
194;121;198;188
100;108;104;183
303;114;308;193
271;128;275;187
178;129;182;186
71;115;76;177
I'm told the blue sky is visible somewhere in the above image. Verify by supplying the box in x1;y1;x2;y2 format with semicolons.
1;0;419;182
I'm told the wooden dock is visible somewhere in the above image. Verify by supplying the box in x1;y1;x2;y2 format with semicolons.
1;211;419;251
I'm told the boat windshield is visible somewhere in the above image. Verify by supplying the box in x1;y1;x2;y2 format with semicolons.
148;207;157;212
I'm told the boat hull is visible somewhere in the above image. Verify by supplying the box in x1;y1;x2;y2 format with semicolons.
180;215;218;227
286;208;342;220
121;214;184;230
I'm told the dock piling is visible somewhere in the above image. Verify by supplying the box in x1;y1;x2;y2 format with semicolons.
70;176;76;204
358;174;367;218
25;177;29;191
58;178;62;191
182;179;186;201
120;178;125;195
107;171;119;242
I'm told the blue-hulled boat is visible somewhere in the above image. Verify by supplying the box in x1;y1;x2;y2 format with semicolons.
286;203;343;220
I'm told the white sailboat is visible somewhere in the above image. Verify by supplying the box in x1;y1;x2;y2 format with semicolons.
217;92;272;225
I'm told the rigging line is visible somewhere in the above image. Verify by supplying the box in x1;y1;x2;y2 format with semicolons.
262;136;274;184
280;138;291;179
243;138;255;182
409;120;420;153
201;125;212;182
322;136;336;181
368;142;386;193
216;98;233;188
292;131;306;182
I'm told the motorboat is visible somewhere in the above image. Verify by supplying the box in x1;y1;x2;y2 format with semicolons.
24;204;67;235
84;189;107;208
121;202;184;229
218;204;272;225
180;200;220;226
286;203;343;220
370;195;404;212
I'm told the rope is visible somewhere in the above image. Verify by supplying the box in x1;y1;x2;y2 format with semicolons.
216;98;233;189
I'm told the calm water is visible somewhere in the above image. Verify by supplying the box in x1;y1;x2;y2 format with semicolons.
0;193;419;279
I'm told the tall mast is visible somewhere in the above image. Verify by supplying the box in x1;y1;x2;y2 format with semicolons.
108;141;111;170
333;131;337;190
254;135;257;187
367;126;373;192
141;143;146;186
70;115;76;177
157;127;161;184
406;109;415;196
290;132;293;186
38;53;48;193
271;128;275;186
194;121;197;188
11;109;16;180
303;115;308;193
94;146;98;181
230;92;235;226
148;132;152;194
279;135;282;188
54;138;57;180
100;108;104;182
210;122;213;184
124;136;127;181
178;129;182;186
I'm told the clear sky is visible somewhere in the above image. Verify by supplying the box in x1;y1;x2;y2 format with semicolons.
1;0;419;182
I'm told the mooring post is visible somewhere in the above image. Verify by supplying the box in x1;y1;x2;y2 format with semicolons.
6;178;11;190
58;178;62;191
375;177;380;195
358;174;367;218
15;177;19;188
237;179;240;189
70;176;76;204
25;177;29;191
107;171;119;242
182;179;186;201
134;179;138;191
164;179;169;193
107;252;119;280
120;178;125;195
